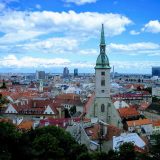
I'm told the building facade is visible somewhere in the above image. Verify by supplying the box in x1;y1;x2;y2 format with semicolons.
36;71;45;80
152;66;160;77
74;68;78;77
63;67;69;78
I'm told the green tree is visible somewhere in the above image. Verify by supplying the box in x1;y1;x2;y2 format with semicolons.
77;152;92;160
119;142;136;160
0;122;21;160
32;133;64;160
91;151;108;160
107;150;119;160
0;94;9;107
27;125;87;160
150;134;160;160
143;87;152;94
0;80;7;89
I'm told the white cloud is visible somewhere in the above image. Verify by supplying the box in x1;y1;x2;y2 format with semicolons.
0;3;5;11
0;54;95;69
21;37;79;54
0;54;70;68
0;30;44;44
64;0;97;5
142;20;160;33
1;54;159;73
35;4;41;9
78;49;98;55
0;10;132;44
110;60;160;73
130;30;140;35
109;42;160;52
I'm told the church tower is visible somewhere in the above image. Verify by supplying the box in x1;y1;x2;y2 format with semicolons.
95;24;111;98
39;80;43;92
91;24;122;127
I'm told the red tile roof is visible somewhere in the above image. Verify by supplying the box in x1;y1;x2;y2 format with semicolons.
118;107;140;118
55;93;83;106
106;125;121;140
85;124;99;140
124;84;144;90
5;99;61;115
152;120;160;127
112;91;151;100
40;117;81;128
134;145;145;153
84;93;95;113
0;118;12;123
127;119;152;127
17;120;34;130
139;101;150;110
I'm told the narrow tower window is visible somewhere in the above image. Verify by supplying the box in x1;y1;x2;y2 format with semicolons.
101;104;105;112
101;80;105;86
101;72;105;76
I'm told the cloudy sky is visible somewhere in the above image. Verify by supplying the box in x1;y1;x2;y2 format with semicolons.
0;0;159;74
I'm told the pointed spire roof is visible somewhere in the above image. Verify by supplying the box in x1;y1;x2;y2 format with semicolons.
95;24;111;69
100;24;105;45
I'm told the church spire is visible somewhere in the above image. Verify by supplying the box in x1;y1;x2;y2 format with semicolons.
95;24;110;69
100;24;105;45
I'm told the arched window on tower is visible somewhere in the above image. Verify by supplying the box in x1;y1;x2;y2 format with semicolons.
101;80;105;86
101;104;105;112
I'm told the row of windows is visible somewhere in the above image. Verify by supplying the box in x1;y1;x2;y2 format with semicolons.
45;112;53;114
7;111;16;113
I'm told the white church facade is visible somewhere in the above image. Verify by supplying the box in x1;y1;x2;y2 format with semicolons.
88;24;122;128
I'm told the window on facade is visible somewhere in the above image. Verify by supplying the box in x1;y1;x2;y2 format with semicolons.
101;80;105;86
101;90;105;93
101;72;105;76
101;104;105;112
50;112;52;114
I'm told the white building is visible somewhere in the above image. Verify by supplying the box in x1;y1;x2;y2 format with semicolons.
127;119;153;135
113;133;146;151
113;100;129;109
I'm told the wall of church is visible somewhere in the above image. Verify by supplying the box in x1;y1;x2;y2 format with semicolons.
95;69;110;98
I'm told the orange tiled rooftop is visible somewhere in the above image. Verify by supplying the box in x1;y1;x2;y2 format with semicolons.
127;119;152;127
118;107;140;118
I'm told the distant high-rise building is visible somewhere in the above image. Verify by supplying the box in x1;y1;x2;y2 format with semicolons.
36;71;45;80
63;67;69;78
152;67;160;77
74;68;78;77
